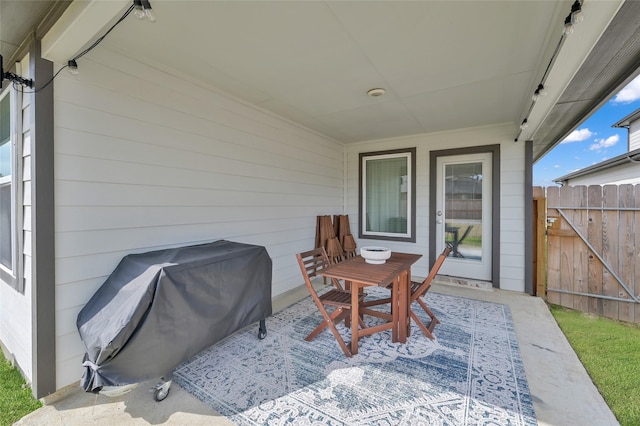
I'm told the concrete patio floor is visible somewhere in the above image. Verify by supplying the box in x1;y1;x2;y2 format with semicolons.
15;282;619;426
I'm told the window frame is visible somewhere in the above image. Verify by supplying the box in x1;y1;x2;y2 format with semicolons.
359;147;416;243
0;85;22;289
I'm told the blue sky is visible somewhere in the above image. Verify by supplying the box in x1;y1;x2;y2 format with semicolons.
533;75;640;186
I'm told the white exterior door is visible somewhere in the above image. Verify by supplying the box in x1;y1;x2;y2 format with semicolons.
435;153;492;281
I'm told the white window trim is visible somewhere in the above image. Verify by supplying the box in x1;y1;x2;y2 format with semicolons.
0;83;23;290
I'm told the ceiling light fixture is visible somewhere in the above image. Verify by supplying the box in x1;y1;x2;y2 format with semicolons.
133;0;145;19
141;0;157;23
570;0;584;24
67;60;79;75
563;15;574;36
532;84;547;101
134;0;157;22
367;88;386;97
564;0;584;36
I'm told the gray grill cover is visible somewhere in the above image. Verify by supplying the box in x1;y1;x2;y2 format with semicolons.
77;240;272;392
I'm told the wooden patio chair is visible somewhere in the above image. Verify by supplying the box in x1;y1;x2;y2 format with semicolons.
409;247;450;339
325;237;345;264
360;247;450;339
295;247;366;357
342;234;357;259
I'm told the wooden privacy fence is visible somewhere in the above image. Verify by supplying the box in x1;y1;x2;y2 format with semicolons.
535;184;640;323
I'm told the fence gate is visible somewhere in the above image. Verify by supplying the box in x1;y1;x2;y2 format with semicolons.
540;185;640;323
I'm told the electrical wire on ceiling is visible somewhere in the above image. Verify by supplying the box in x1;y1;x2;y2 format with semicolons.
4;0;156;94
514;0;584;142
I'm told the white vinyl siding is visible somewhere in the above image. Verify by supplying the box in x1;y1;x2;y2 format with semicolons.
629;120;640;151
561;162;640;186
560;118;640;186
0;55;31;382
499;149;527;292
346;123;526;291
53;47;343;388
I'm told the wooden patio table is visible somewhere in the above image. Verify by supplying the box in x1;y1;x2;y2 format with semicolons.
320;252;422;355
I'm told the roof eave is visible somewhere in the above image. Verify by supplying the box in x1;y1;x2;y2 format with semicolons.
612;107;640;128
533;0;640;163
553;147;640;183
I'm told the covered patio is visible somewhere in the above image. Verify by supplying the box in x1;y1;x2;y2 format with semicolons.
1;0;639;410
16;283;617;426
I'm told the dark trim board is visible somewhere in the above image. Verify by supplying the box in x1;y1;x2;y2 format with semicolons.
30;40;56;399
524;141;533;295
429;145;501;288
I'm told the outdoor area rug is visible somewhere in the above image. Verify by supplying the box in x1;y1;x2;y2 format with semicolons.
173;287;537;426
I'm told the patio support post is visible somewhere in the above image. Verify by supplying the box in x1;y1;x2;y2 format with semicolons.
524;140;533;295
30;39;56;399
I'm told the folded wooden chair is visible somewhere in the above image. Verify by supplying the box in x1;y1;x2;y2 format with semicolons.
409;247;450;339
296;247;366;357
360;247;450;339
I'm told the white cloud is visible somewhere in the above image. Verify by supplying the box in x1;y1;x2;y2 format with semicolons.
589;134;619;151
613;75;640;104
561;128;593;143
553;164;560;168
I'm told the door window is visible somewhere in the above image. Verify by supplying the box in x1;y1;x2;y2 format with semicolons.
444;161;483;260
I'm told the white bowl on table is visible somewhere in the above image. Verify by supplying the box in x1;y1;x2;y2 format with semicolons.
360;246;391;264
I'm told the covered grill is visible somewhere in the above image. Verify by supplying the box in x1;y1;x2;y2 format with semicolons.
77;240;272;398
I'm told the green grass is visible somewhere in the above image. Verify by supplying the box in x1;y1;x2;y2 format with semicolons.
0;354;42;426
444;236;482;247
549;305;640;426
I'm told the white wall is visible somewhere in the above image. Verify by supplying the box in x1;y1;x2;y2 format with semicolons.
53;47;344;389
565;161;640;186
500;132;528;292
345;123;526;292
0;54;33;383
629;120;640;151
50;47;528;391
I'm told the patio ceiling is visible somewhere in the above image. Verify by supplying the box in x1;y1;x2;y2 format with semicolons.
0;1;49;61
6;1;640;162
94;0;565;145
0;0;70;63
